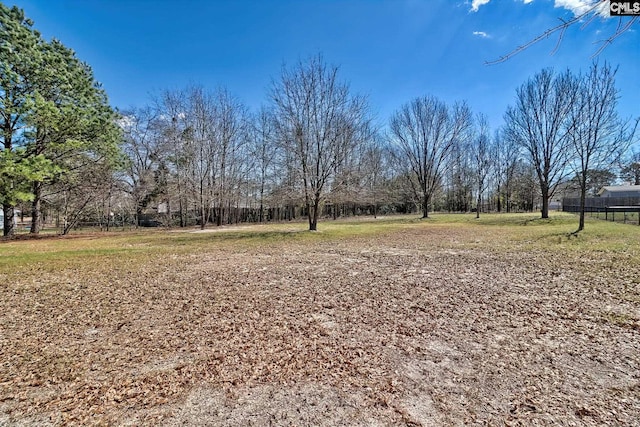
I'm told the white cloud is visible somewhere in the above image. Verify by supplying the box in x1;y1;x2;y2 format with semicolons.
473;31;491;38
158;112;186;122
470;0;535;12
470;0;491;12
469;0;608;19
554;0;608;17
117;115;135;130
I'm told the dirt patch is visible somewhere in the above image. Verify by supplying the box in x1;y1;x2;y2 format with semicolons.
157;383;396;426
1;224;639;425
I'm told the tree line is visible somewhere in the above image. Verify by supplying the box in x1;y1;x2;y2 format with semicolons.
1;4;638;236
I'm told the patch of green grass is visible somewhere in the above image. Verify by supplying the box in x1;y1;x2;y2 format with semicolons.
0;218;411;273
2;212;639;274
474;212;638;249
428;211;576;227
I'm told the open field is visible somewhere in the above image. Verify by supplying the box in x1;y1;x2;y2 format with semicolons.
1;213;639;426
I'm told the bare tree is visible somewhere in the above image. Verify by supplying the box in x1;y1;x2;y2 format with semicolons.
620;149;640;185
359;137;389;218
492;128;520;213
568;62;638;232
46;154;119;235
389;96;472;218
178;86;217;229
443;138;473;212
326;120;376;218
158;89;190;227
249;107;277;222
119;106;164;227
511;160;539;212
504;68;578;219
271;54;370;231
150;87;250;228
472;114;492;219
211;88;250;226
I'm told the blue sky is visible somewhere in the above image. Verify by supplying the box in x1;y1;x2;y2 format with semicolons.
10;0;640;130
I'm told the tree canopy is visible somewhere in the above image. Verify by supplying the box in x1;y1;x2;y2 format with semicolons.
0;3;121;236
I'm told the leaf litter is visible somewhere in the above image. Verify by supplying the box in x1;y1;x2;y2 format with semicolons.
0;224;639;426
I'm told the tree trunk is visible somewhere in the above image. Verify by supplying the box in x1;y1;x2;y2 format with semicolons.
30;181;43;234
216;205;223;227
476;194;481;219
200;200;206;230
177;171;185;227
310;202;319;231
136;205;143;229
541;186;550;219
578;179;587;232
106;181;113;232
3;205;15;237
422;192;430;218
307;191;322;231
259;177;265;223
3;124;15;236
306;201;315;230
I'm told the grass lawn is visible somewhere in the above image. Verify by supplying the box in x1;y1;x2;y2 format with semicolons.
1;213;639;425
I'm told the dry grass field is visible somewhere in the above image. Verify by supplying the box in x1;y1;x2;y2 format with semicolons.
1;213;639;426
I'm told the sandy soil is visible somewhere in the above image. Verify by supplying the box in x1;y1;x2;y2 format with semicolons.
0;224;639;426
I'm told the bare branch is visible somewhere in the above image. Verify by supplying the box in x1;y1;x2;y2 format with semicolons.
591;16;638;57
486;2;636;65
